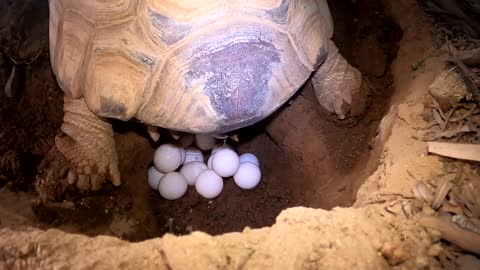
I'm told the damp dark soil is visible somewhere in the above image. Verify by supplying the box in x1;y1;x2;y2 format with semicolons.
0;0;402;241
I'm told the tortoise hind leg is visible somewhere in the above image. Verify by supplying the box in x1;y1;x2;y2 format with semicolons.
311;40;369;119
37;96;120;199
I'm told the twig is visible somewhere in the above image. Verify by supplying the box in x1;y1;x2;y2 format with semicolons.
416;124;474;141
264;130;284;152
431;174;455;210
384;206;398;216
432;108;446;129
237;249;255;270
374;193;416;200
159;249;173;270
364;199;387;205
442;105;458;130
449;104;478;122
8;50;42;65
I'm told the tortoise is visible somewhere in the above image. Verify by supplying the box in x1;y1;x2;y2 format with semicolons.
42;0;367;193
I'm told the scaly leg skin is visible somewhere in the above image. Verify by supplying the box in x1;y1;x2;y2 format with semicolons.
311;40;369;119
37;96;120;200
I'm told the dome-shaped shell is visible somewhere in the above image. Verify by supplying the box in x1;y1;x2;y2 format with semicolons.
49;0;333;134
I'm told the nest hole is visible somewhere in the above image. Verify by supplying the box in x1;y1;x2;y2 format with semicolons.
2;0;403;241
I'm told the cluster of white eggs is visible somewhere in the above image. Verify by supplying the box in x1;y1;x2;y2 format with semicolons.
147;134;261;200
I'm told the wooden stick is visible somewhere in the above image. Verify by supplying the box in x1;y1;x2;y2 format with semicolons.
428;142;480;162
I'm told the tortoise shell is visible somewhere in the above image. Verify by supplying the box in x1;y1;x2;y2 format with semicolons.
49;0;333;134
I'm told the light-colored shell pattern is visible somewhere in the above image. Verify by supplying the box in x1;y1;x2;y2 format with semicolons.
49;0;333;133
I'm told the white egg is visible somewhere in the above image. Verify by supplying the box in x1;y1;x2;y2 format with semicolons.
195;170;223;199
211;148;240;177
178;133;194;148
184;147;204;164
207;154;214;169
194;134;217;151
154;144;183;173
211;144;233;155
147;166;165;189
158;172;188;200
239;153;260;167
179;161;208;186
233;162;261;189
179;147;186;164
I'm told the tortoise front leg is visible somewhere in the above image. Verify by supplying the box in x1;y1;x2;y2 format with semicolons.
37;96;120;199
311;40;368;119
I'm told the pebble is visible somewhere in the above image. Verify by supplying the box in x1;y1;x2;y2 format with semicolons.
426;228;442;243
427;243;443;257
371;239;383;250
380;241;408;265
421;206;435;216
20;242;33;256
415;256;430;268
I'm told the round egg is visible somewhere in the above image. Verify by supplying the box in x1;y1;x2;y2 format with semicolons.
194;134;217;151
233;162;261;189
239;153;260;167
211;144;233;155
211;148;240;177
154;144;183;173
158;172;188;200
195;170;223;199
180;161;208;186
178;133;194;148
184;147;204;164
207;154;214;169
147;166;165;189
179;147;186;164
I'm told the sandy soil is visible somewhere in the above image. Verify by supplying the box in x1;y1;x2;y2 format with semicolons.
0;0;479;269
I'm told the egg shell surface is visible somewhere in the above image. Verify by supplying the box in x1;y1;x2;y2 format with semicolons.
180;161;208;186
211;148;240;177
239;153;260;167
154;144;183;173
233;162;261;189
147;166;165;189
211;144;233;155
195;169;223;199
207;154;214;169
194;134;217;151
158;172;188;200
178;133;194;147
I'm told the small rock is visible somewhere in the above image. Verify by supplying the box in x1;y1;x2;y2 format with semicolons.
427;243;443;257
426;228;442;243
20;242;33;256
422;206;436;216
415;256;430;268
381;242;408;265
372;239;383;250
